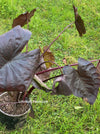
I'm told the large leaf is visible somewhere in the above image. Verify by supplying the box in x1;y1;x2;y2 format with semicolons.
12;8;36;27
0;26;40;92
0;49;40;92
73;5;86;36
0;25;31;68
53;58;100;104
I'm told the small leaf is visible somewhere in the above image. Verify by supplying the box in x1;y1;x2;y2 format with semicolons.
36;56;51;81
73;5;86;36
52;76;72;96
43;46;55;69
12;8;36;27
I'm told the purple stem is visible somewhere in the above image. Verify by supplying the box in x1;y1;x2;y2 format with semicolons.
36;59;99;75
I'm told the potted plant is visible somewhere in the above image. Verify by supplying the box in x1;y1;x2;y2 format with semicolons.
0;5;100;130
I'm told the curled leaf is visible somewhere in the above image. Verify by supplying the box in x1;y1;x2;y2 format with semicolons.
36;56;51;81
52;76;72;96
43;46;55;69
53;58;100;105
12;8;36;27
73;5;86;36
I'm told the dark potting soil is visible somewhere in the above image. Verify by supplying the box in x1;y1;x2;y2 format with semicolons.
0;93;29;115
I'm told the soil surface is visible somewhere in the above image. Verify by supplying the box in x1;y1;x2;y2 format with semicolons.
0;93;30;115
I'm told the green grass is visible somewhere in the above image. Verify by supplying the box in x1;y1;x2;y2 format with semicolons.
0;0;100;133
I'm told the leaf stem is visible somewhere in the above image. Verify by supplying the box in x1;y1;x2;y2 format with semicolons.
36;59;100;75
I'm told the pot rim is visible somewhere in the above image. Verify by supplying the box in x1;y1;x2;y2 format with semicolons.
0;92;30;117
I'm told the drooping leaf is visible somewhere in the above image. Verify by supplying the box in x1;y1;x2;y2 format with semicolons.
32;75;52;92
36;56;51;81
0;26;40;92
53;58;100;104
52;76;72;95
12;8;36;27
73;5;86;36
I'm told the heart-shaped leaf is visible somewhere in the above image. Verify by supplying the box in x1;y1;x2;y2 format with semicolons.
53;58;100;104
12;8;36;27
73;5;86;36
0;49;40;92
0;26;40;92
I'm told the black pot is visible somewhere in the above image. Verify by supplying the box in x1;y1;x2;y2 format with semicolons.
0;92;30;130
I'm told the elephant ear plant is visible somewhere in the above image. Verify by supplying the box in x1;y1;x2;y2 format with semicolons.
0;5;100;130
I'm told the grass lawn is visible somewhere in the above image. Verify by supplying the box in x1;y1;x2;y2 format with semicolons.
0;0;100;133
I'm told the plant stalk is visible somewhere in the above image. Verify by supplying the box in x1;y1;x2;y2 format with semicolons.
36;59;100;75
40;22;74;58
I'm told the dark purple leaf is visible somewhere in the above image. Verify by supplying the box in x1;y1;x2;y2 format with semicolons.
0;25;31;68
52;76;72;96
0;49;40;92
96;60;100;75
73;5;86;36
0;26;40;92
53;58;100;105
12;8;36;27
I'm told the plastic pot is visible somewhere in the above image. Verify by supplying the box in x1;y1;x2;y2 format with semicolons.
0;92;30;130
